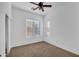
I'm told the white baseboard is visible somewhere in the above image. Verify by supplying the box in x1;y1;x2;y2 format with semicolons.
1;52;5;57
9;39;79;56
11;40;43;48
45;40;79;55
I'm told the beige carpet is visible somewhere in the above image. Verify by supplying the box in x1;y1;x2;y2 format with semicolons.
8;41;79;57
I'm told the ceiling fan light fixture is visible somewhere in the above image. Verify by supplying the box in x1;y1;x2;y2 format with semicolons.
30;2;52;12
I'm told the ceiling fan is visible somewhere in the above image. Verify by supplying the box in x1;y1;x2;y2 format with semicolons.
30;2;52;12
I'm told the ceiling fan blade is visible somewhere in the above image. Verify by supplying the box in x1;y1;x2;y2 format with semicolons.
32;7;39;10
41;7;44;12
30;2;38;5
43;5;52;7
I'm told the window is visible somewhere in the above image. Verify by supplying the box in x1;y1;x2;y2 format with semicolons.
26;19;40;38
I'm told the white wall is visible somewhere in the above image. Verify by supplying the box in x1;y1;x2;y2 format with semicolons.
11;6;44;47
45;2;79;55
0;3;5;56
0;2;11;56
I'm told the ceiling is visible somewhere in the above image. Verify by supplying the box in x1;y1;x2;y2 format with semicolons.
12;2;53;15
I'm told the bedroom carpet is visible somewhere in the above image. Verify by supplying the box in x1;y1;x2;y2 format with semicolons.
8;41;79;57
